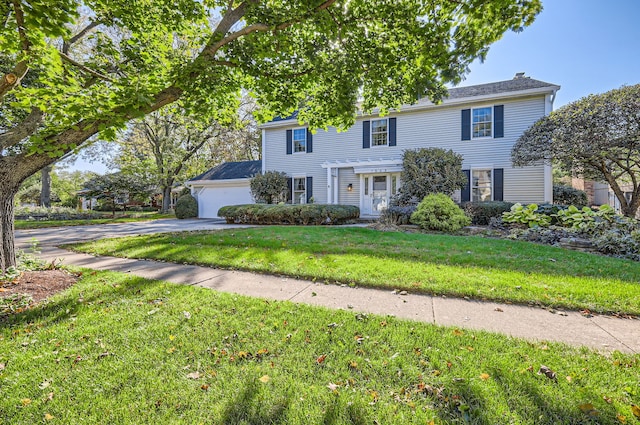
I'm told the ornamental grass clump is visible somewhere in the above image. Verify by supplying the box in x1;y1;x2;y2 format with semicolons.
410;193;470;232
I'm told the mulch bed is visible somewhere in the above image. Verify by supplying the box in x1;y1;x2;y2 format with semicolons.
0;270;79;304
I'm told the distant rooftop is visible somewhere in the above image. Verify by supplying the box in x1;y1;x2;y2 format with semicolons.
188;160;262;181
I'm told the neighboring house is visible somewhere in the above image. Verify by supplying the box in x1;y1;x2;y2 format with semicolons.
572;178;636;216
188;73;560;218
187;160;262;218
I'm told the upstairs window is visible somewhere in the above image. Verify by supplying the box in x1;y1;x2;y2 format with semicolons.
293;128;307;153
472;107;492;138
371;119;388;146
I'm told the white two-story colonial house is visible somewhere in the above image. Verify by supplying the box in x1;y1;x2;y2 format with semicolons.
188;74;560;218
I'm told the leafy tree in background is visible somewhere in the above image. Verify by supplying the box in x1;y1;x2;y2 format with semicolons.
82;172;154;216
0;0;542;270
394;148;467;206
512;84;640;218
116;98;260;213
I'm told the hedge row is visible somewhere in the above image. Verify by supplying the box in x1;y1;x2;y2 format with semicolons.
218;204;360;225
461;201;516;225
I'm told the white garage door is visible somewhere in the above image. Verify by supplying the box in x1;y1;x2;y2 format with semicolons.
197;183;253;218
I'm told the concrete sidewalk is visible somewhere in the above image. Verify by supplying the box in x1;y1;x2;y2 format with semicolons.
34;245;640;354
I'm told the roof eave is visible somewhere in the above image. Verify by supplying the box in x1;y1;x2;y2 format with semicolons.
259;85;560;129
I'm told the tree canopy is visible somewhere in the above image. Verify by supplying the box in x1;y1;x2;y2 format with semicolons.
512;84;640;217
0;0;542;270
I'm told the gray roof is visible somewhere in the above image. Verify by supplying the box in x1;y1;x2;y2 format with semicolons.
267;75;559;124
188;160;262;181
444;76;559;100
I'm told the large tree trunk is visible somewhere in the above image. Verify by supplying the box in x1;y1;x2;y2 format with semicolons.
161;185;172;213
40;165;52;208
0;186;17;272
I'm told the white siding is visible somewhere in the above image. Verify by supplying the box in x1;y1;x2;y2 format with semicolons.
263;95;549;206
337;168;359;205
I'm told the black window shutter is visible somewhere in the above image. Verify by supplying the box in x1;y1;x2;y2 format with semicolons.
461;169;471;202
286;130;292;155
362;120;370;149
389;117;397;146
494;105;504;138
306;176;313;203
462;109;471;140
306;129;313;153
287;178;293;203
493;168;504;201
461;109;471;141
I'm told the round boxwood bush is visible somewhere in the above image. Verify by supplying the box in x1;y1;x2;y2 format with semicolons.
410;193;470;232
175;193;198;219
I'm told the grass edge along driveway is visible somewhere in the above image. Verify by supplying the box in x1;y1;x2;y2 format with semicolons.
0;270;639;424
67;226;640;316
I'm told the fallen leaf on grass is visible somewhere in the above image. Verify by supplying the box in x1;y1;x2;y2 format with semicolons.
631;404;640;419
538;365;557;381
44;413;54;421
259;375;270;383
579;403;599;417
479;373;490;381
20;398;31;406
0;363;5;371
452;329;464;336
316;354;327;364
327;382;339;391
566;376;572;383
201;384;209;391
617;413;627;423
186;372;201;380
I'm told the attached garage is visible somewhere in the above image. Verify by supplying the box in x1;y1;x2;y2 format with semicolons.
186;160;261;218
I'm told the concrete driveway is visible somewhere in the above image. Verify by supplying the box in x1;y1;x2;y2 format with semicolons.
15;218;245;249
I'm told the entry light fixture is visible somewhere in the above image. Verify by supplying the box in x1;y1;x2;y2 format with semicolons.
347;183;353;192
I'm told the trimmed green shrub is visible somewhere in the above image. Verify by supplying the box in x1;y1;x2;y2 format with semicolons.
379;205;417;225
250;171;288;204
553;184;588;207
462;201;515;225
175;193;198;219
410;193;470;232
218;204;359;225
394;148;467;206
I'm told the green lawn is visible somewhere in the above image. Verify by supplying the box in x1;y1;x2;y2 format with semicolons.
68;226;640;315
0;270;638;424
15;212;175;229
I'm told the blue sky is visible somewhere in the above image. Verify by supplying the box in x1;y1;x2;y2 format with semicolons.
68;0;640;173
460;0;640;108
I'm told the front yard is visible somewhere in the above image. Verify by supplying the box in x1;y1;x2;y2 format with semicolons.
1;270;638;424
69;226;640;315
14;212;175;229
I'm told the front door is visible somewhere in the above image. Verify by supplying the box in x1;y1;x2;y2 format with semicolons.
362;175;389;216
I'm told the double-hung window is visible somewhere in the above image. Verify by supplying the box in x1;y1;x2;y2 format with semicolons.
472;107;492;138
293;128;307;153
371;119;388;147
293;177;306;204
472;169;492;202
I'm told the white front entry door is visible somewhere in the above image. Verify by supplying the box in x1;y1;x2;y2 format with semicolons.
362;175;389;216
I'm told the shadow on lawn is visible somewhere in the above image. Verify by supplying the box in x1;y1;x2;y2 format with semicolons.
0;273;164;329
219;380;291;425
432;368;622;424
